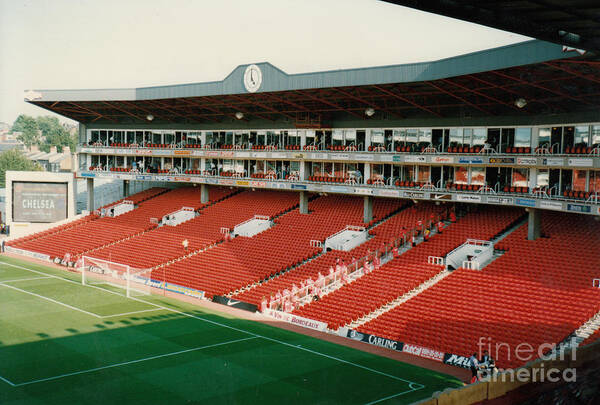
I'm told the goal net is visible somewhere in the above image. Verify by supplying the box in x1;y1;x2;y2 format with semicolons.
79;256;153;298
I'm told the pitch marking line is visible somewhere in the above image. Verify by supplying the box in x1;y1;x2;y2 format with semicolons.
0;283;103;319
364;387;420;405
0;375;16;387
0;260;426;392
0;276;52;283
11;336;259;387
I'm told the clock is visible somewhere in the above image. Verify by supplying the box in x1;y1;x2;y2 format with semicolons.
243;64;262;93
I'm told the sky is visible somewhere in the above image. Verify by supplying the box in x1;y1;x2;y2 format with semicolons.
0;0;530;126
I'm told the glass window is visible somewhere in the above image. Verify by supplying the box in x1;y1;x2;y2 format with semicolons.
536;169;549;188
333;130;343;140
454;167;468;184
470;167;485;185
514;127;532;147
472;128;486;146
592;125;600;146
463;128;473;145
417;166;430;183
449;128;462;145
406;129;418;143
538;128;551;147
406;166;415;182
393;129;404;143
512;168;528;187
345;130;356;142
572;170;587;191
371;129;384;144
418;129;432;144
574;126;589;146
306;130;315;145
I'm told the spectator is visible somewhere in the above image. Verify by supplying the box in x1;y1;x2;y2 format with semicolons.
469;353;480;383
437;221;445;234
423;228;431;242
182;239;189;251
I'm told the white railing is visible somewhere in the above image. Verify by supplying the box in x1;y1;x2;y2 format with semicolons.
150;218;159;224
420;182;436;190
428;256;444;265
462;260;481;270
310;240;322;248
220;227;230;234
421;145;437;154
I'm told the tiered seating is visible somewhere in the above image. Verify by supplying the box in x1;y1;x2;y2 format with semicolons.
359;212;600;369
292;206;522;329
9;187;230;259
153;196;402;298
233;202;445;306
87;187;241;268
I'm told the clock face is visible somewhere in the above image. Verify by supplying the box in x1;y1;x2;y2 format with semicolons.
243;64;262;93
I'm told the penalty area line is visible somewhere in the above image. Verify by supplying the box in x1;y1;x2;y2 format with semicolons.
0;374;17;387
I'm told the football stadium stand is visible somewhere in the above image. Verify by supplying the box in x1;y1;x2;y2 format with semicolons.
357;212;600;369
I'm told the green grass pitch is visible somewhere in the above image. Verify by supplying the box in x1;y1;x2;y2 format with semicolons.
0;256;462;404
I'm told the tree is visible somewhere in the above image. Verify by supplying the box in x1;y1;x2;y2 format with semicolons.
12;115;40;149
36;116;76;153
0;149;43;188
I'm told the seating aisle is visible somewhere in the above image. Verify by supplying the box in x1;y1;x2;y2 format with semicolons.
153;195;402;298
358;212;600;369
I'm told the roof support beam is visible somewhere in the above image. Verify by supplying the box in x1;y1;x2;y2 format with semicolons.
333;88;402;118
229;94;296;120
102;102;146;122
372;85;442;117
120;101;173;123
441;78;523;113
68;102;117;123
543;62;600;85
295;90;364;119
492;69;593;105
427;82;491;115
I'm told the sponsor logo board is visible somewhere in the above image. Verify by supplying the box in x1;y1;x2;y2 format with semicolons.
567;158;593;167
516;198;536;207
346;329;404;352
330;186;350;193
402;343;444;362
458;157;484;164
540;201;563;211
456;194;482;203
291;184;307;190
432;156;454;163
403;191;426;199
567;203;592;213
264;309;328;332
355;154;374;161
251;181;267;188
235;180;249;186
443;353;471;369
378;189;400;197
517;157;537;165
354;188;373;195
330;153;349;160
489;157;515;164
543;157;564;166
432;193;452;200
405;156;426;163
487;196;514;205
212;295;257;312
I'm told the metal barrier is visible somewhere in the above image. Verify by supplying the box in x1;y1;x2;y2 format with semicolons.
428;256;444;265
310;240;322;248
463;260;481;270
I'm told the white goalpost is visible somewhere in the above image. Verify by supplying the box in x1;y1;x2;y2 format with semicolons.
79;256;154;298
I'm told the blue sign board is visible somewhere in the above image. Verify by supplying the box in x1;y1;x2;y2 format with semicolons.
515;198;536;207
567;204;592;213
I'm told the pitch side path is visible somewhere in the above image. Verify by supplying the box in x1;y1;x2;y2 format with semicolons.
0;255;462;405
